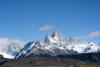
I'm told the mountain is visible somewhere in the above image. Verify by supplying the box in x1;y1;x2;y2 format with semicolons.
15;30;75;59
15;29;100;59
0;44;21;59
52;29;63;41
66;41;100;53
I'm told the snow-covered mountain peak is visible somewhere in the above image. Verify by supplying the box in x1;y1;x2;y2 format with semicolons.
88;41;95;44
47;33;50;37
23;41;35;50
0;44;21;59
67;37;73;41
52;29;63;41
44;33;52;44
5;44;21;58
36;39;41;44
14;30;100;59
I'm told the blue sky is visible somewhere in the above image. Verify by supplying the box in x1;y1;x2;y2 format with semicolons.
0;0;100;43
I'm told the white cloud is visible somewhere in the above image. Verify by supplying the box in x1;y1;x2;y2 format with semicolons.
87;31;100;39
74;35;86;40
39;24;55;31
74;31;100;40
30;25;35;28
0;38;24;49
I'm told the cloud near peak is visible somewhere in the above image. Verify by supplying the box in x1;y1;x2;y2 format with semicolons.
0;38;24;49
74;31;100;40
39;24;55;31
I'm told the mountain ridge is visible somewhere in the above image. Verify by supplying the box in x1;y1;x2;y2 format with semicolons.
15;30;100;59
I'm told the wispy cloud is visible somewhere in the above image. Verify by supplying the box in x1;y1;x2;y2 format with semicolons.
74;35;86;40
0;38;24;49
74;31;100;39
87;31;100;39
30;25;35;28
39;24;55;31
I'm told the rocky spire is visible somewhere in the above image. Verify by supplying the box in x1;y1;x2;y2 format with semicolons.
44;33;51;44
36;39;41;45
67;37;72;41
52;29;63;41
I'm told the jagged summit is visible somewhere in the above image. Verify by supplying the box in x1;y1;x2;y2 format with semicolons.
52;29;63;41
15;30;100;59
36;39;41;44
67;37;72;41
44;33;51;44
44;30;64;44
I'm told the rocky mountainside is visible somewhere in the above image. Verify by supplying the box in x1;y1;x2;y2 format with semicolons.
15;30;100;59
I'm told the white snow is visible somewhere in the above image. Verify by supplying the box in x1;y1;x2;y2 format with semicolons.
54;37;59;40
66;42;100;53
14;30;100;59
28;42;35;50
0;52;14;59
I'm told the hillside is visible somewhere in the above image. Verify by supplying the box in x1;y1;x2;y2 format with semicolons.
0;56;85;67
